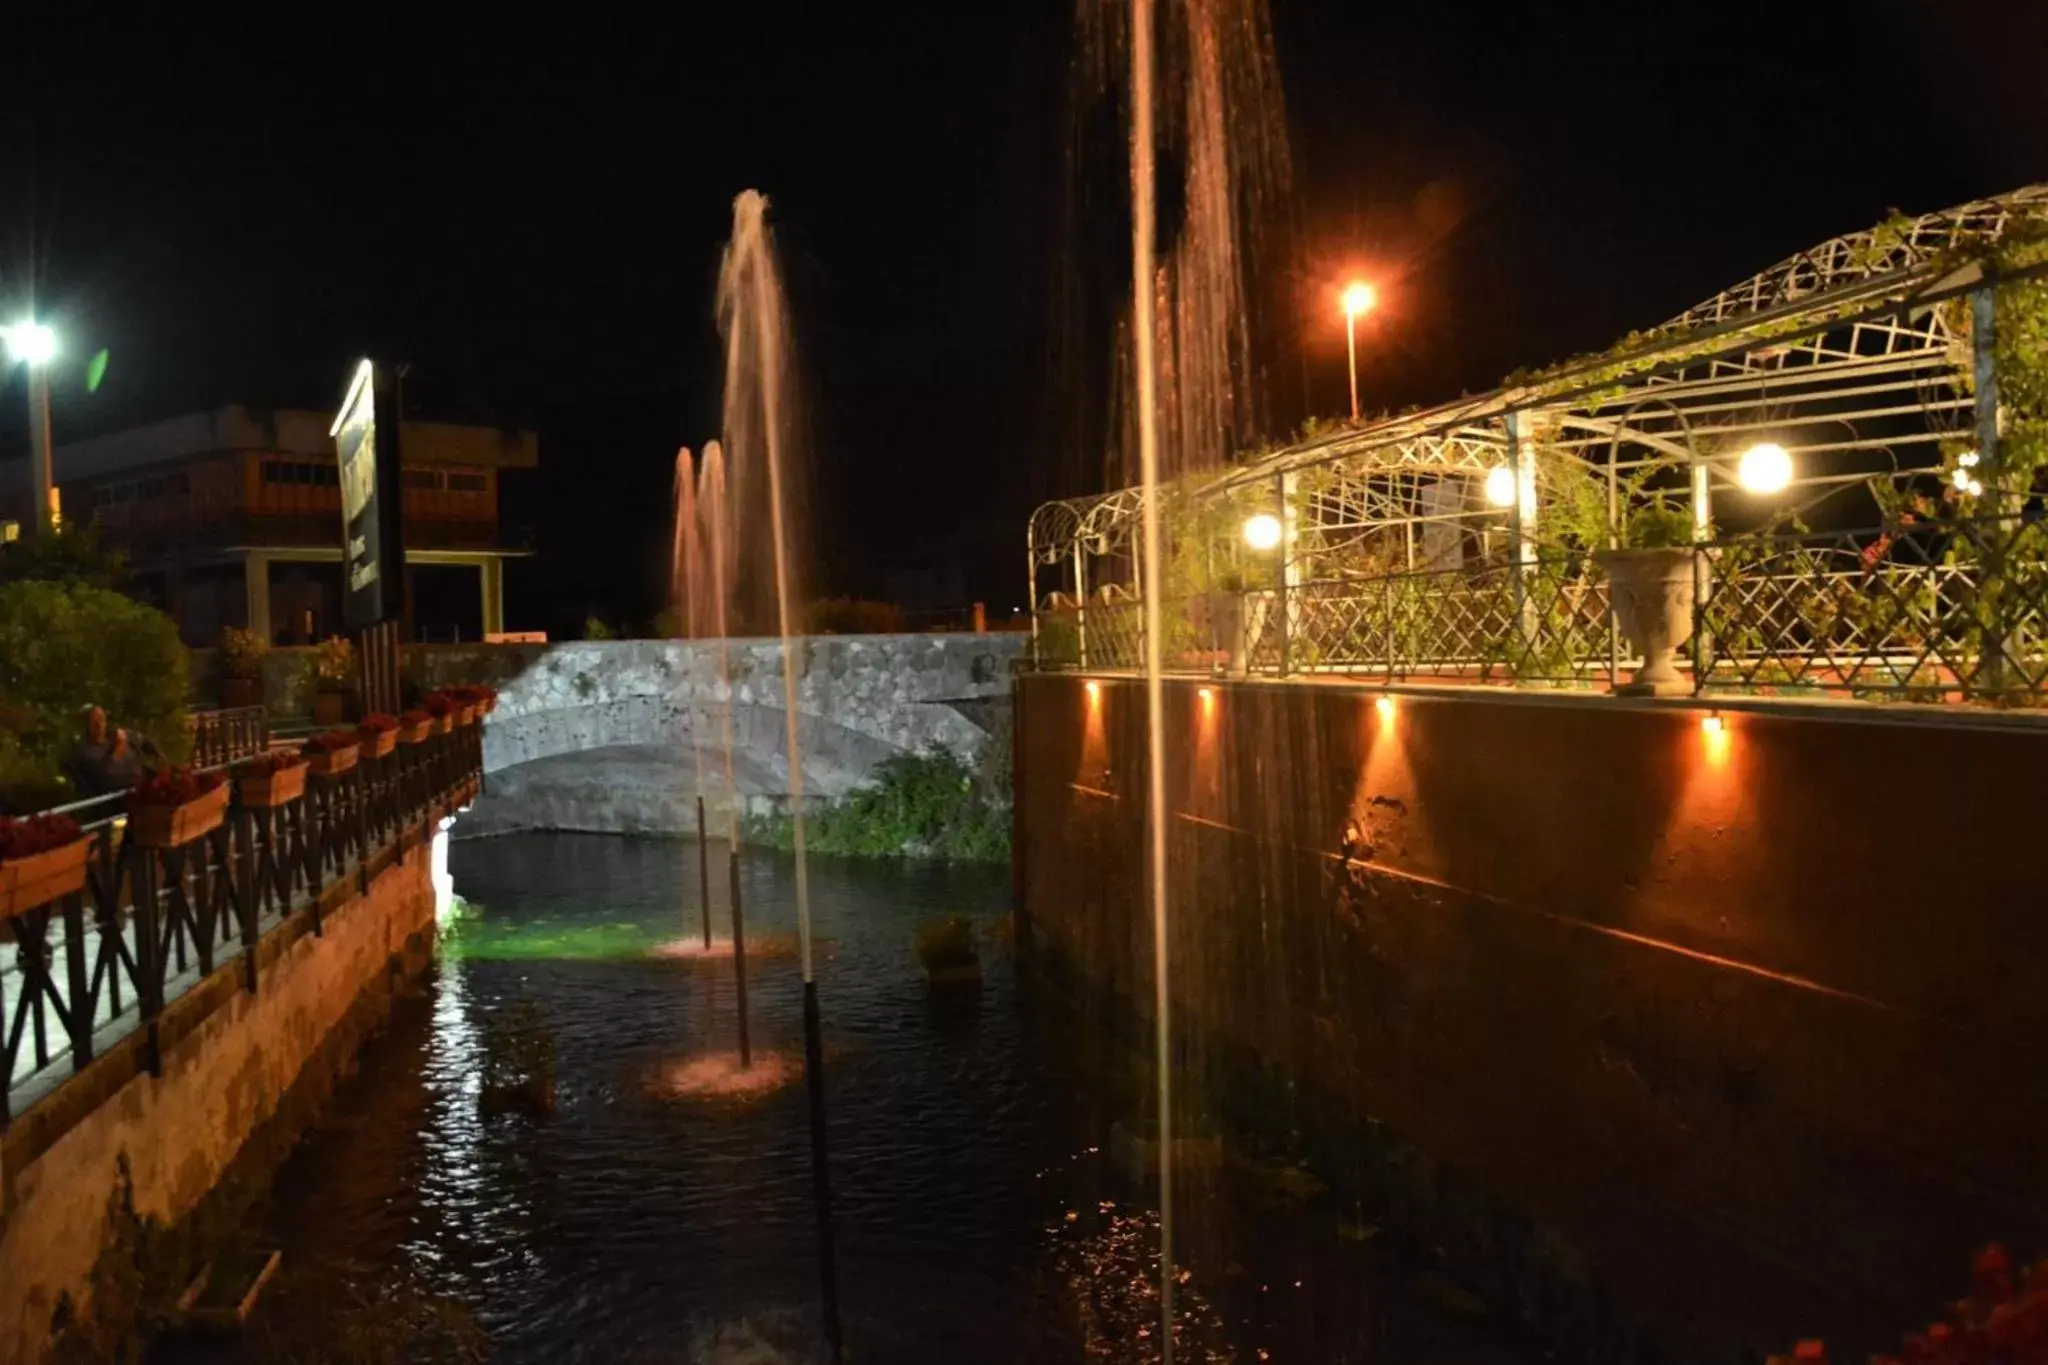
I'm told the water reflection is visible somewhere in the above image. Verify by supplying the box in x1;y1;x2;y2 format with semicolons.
224;833;1530;1364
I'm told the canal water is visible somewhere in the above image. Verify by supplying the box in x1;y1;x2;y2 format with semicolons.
204;832;1531;1364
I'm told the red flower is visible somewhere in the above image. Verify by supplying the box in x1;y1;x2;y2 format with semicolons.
300;730;361;755
234;750;308;777
130;767;226;807
0;813;84;860
357;713;400;733
400;709;433;727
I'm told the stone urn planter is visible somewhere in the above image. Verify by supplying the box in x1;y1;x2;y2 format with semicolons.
1205;591;1246;677
1598;547;1697;696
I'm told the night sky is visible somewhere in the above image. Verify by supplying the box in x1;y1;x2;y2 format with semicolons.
3;1;2044;637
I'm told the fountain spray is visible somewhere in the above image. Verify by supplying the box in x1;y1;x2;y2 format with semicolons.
675;448;716;950
717;189;842;1362
1129;1;1177;1356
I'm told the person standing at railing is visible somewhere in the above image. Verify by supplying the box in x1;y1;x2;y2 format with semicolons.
65;704;152;797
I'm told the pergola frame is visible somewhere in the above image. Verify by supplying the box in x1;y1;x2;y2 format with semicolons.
1027;185;2048;703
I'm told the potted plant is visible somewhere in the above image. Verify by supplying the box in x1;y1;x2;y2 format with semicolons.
397;709;434;745
357;713;399;759
1596;501;1700;696
128;768;230;849
300;730;360;777
914;915;981;987
218;626;269;710
308;636;356;726
232;750;308;807
421;693;456;735
0;813;90;917
445;683;497;717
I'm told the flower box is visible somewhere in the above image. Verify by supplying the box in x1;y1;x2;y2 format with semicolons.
0;835;92;917
398;718;433;745
235;762;307;808
433;714;453;736
130;782;230;849
454;704;477;727
357;727;397;759
305;744;359;778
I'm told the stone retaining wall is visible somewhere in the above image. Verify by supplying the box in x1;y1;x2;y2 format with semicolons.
0;838;441;1363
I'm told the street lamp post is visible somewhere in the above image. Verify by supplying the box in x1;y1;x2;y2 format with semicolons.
1340;281;1376;423
3;321;58;541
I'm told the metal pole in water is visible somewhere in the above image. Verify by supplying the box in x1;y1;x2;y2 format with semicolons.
728;839;750;1069
697;794;713;949
804;979;843;1360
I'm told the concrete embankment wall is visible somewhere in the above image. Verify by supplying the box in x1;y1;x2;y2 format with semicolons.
0;839;440;1363
1016;673;2048;1363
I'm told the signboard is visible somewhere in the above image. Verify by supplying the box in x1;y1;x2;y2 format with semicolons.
331;358;407;627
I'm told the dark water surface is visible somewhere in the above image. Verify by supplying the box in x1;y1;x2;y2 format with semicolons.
214;832;1532;1364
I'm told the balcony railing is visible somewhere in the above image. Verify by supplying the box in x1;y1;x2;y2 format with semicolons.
0;724;483;1123
1032;512;2048;708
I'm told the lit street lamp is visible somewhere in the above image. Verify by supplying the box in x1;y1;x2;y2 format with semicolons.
3;320;58;541
1340;281;1376;423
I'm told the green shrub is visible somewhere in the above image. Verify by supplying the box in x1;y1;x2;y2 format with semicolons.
747;742;1010;863
0;523;126;590
0;581;192;795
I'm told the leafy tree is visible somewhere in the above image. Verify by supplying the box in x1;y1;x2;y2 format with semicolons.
0;523;126;590
0;581;191;805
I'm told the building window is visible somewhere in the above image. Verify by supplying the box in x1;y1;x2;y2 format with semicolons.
263;460;337;487
447;472;487;492
403;469;442;490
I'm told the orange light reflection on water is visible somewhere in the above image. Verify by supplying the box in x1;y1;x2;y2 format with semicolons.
649;1050;800;1103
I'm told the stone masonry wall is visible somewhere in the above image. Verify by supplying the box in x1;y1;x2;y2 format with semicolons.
0;841;440;1363
408;635;1024;835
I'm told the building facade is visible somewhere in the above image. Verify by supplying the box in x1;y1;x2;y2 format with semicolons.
18;405;536;645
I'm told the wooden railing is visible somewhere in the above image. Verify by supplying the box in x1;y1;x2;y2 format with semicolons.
0;721;484;1123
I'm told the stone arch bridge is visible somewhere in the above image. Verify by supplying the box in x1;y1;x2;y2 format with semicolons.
407;635;1024;836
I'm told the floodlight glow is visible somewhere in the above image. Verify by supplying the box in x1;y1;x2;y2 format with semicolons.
1484;466;1516;508
1736;442;1793;494
1341;281;1377;319
1242;512;1283;551
2;321;56;367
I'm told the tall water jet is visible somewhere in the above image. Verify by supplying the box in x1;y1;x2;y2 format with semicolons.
1128;2;1175;1356
700;440;740;846
1063;0;1295;490
672;447;716;948
715;188;842;1361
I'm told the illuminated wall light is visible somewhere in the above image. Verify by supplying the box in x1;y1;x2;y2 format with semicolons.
1375;695;1396;722
1700;711;1724;737
1242;512;1283;552
1483;465;1516;508
1735;441;1794;494
1085;680;1101;701
1197;686;1215;705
